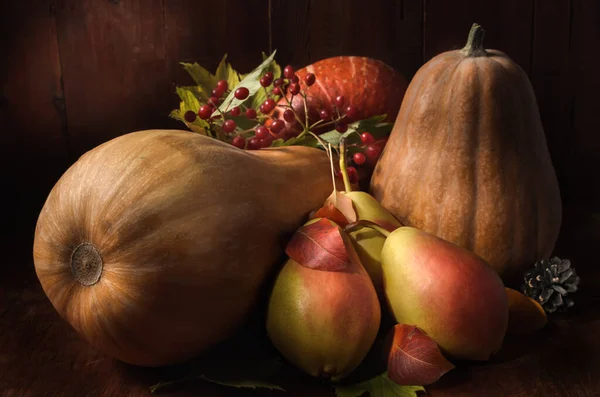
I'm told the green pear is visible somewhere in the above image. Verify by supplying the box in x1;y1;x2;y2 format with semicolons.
343;191;403;232
381;226;509;361
266;219;381;381
344;191;402;299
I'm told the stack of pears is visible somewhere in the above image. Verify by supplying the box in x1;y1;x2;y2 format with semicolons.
264;143;542;384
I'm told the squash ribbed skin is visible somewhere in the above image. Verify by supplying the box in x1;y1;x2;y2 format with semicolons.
33;129;336;366
370;49;562;284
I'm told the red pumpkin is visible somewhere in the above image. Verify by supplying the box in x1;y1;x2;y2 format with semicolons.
271;56;408;139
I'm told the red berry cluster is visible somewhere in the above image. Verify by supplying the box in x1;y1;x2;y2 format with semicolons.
338;132;387;184
181;64;386;181
352;132;385;165
182;67;303;150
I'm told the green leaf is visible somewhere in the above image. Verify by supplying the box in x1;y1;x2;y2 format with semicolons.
319;115;393;148
198;375;285;391
270;134;319;148
262;51;282;79
169;109;180;119
175;86;202;113
181;62;218;100
247;86;269;113
230;115;260;133
215;54;241;91
172;86;211;134
244;51;283;111
149;356;285;394
335;373;425;397
213;50;277;117
269;138;287;147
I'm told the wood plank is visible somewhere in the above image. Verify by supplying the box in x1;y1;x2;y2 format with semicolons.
568;0;600;212
270;0;423;79
1;259;599;396
423;0;535;73
164;0;271;89
53;0;174;157
530;1;572;208
0;0;69;265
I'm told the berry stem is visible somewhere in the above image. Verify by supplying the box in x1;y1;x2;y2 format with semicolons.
282;91;305;128
278;88;330;151
338;137;353;193
308;119;325;130
302;92;310;131
309;118;338;131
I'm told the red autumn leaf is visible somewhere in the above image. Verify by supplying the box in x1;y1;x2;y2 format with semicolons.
385;324;455;386
311;191;357;228
285;218;351;271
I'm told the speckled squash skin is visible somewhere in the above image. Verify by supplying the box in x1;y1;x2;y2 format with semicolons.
370;25;562;285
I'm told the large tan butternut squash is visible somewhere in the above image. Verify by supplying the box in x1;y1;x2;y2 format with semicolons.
33;129;336;366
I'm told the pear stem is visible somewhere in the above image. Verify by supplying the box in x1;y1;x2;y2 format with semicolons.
327;143;337;196
344;220;391;237
338;137;353;193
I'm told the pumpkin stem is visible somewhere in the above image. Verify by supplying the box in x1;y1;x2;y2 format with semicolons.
70;242;103;286
461;23;488;57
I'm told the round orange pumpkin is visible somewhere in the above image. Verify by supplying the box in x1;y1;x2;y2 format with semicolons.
270;56;408;138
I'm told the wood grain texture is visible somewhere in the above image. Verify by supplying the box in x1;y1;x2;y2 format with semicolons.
0;0;69;266
423;0;535;73
53;0;174;157
270;0;423;79
1;1;600;394
530;0;571;207
164;0;270;86
567;0;600;211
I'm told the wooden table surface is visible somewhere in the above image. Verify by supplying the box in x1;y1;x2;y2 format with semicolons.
2;207;600;397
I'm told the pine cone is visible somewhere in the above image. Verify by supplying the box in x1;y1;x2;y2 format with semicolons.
521;257;580;314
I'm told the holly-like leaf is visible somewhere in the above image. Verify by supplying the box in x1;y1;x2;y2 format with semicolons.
214;54;241;92
262;51;282;80
149;365;285;395
170;87;211;134
311;191;358;227
174;86;202;113
181;62;218;101
197;375;285;391
213;50;277;117
335;372;425;397
320;115;393;148
386;325;454;386
270;134;319;148
285;218;351;271
244;52;283;111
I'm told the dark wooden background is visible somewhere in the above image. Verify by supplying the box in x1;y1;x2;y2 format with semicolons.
1;1;599;396
2;0;599;269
